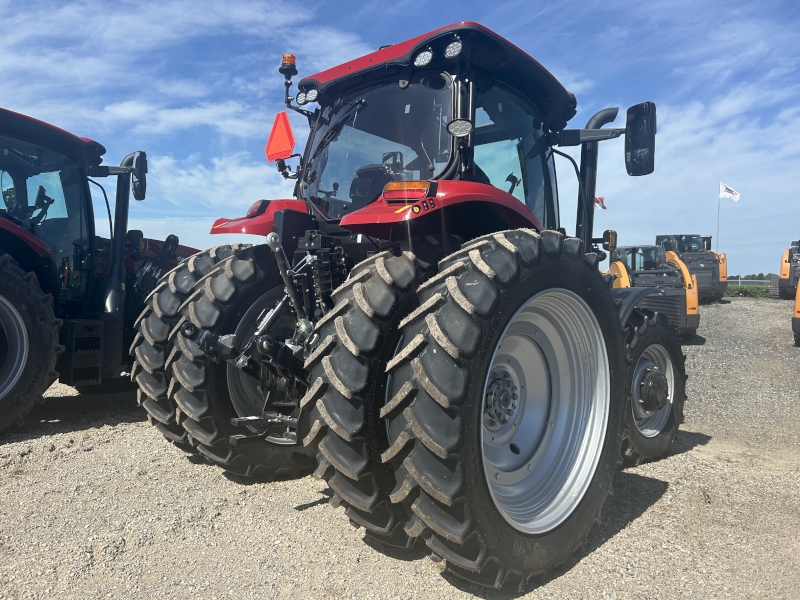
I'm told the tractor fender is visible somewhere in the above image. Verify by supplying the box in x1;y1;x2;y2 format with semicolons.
209;199;309;237
611;286;664;328
0;221;60;301
339;180;543;240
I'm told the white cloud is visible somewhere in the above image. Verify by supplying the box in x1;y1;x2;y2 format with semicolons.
143;152;295;213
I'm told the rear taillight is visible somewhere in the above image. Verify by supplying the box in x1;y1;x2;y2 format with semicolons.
247;200;270;217
684;259;693;263
383;180;430;201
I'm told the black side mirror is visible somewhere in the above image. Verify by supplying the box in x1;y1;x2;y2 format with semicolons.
625;102;656;176
132;151;147;201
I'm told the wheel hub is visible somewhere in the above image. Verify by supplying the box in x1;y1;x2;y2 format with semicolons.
484;370;518;430
0;295;29;399
639;367;669;412
480;288;610;534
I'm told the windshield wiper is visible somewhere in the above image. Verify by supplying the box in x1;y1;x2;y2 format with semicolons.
308;98;368;165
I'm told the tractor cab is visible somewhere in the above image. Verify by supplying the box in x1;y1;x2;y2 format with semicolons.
290;25;572;232
0;108;197;390
612;245;670;273
217;22;655;250
0;109;149;314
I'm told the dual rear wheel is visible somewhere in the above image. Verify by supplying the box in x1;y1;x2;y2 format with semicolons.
311;230;632;590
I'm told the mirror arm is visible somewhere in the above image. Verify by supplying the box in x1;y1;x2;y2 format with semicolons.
88;165;134;177
552;128;625;147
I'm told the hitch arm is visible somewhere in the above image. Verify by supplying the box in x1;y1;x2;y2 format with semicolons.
266;232;313;338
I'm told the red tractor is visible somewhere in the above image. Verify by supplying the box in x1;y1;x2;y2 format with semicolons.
133;22;684;588
0;108;200;435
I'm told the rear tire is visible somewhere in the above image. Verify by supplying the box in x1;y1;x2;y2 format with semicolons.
131;245;250;452
303;249;429;547
382;230;627;590
620;310;686;467
170;245;316;479
0;254;63;434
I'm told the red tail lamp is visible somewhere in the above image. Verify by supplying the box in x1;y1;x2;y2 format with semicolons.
383;181;430;200
247;200;270;217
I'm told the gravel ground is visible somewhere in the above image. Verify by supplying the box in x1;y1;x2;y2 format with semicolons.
1;297;798;599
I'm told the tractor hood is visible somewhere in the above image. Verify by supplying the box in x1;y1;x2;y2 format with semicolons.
298;22;577;131
0;107;106;167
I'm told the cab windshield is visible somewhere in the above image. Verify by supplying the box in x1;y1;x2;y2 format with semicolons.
301;73;454;219
614;246;663;272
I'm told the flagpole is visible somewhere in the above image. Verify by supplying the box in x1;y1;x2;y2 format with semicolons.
716;196;720;252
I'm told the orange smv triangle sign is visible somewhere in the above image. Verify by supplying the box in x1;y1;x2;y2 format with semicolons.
265;111;295;162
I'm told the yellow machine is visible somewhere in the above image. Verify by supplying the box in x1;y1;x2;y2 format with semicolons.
710;250;727;286
609;245;699;339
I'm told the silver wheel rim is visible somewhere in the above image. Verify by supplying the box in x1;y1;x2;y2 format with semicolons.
481;288;609;534
0;295;29;399
227;288;296;445
630;344;673;438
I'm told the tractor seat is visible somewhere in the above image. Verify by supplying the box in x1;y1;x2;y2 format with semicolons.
349;164;397;210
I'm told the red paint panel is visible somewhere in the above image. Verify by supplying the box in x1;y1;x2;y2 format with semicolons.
0;217;51;256
265;111;295;162
210;199;308;236
339;180;542;238
300;22;557;94
300;24;456;89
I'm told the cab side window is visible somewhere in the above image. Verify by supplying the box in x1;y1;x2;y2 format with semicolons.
471;83;558;229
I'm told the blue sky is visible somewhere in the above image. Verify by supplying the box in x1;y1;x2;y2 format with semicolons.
2;0;798;274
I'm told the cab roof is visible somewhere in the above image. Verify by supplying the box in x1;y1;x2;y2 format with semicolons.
299;22;577;131
0;107;106;166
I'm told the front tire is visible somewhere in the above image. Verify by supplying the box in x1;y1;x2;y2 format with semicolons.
131;245;249;452
620;310;686;467
383;230;627;590
169;245;317;479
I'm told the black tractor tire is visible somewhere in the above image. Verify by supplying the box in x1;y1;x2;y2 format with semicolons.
768;276;780;299
620;309;687;467
303;249;432;547
130;245;250;452
0;254;63;433
170;245;316;479
382;230;627;591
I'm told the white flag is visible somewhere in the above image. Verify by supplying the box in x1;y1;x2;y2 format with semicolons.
719;182;740;202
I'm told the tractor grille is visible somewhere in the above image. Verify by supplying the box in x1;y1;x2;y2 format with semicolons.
639;294;684;330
